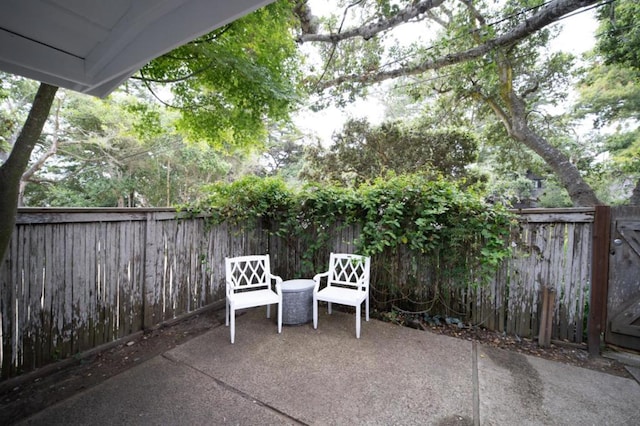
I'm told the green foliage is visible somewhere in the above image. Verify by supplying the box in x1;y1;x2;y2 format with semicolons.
27;176;126;207
140;0;301;149
575;62;640;127
574;47;640;200
21;90;233;207
191;173;513;301
485;173;535;206
302;118;478;186
605;129;640;172
582;130;640;205
262;121;307;182
0;73;39;151
198;175;294;225
355;174;512;275
122;100;164;141
301;0;604;205
537;180;572;208
596;0;640;73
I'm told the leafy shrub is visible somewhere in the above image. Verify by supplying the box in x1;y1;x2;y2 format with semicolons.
197;175;294;225
190;173;513;313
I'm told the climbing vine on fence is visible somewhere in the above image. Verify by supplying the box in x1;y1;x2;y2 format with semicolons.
189;173;514;311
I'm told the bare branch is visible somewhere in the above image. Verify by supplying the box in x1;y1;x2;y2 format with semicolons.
520;81;540;99
425;10;448;28
19;96;63;206
458;0;487;27
298;0;446;42
312;0;598;90
133;61;215;84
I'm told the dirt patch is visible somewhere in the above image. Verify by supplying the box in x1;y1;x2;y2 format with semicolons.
0;308;632;424
395;314;633;378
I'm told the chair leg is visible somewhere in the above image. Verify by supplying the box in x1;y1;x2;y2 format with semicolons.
365;296;370;321
313;296;318;329
328;302;332;314
230;308;235;344
225;299;229;326
277;301;282;334
356;304;361;338
266;303;271;319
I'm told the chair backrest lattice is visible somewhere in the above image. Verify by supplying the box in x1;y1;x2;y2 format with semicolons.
328;253;371;291
226;255;271;291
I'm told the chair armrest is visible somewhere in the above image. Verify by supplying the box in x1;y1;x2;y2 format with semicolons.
269;273;283;296
357;276;368;291
313;271;329;293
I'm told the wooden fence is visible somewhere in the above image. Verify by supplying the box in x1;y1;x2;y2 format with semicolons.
0;207;594;380
475;208;594;342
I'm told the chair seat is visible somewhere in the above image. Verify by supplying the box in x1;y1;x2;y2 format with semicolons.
228;289;280;310
316;286;367;306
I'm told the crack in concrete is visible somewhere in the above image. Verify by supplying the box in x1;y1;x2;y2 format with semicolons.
161;353;307;425
472;341;480;426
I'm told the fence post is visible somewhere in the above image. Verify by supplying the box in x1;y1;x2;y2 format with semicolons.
588;205;610;357
143;212;156;329
538;286;555;348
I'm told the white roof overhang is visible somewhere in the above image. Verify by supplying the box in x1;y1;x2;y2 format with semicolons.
0;0;273;97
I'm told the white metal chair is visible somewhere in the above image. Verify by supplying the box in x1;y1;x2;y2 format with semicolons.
225;254;282;344
313;253;371;338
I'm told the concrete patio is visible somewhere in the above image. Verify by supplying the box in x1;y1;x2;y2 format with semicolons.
18;308;640;425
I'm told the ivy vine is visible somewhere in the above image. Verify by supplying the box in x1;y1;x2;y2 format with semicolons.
188;173;514;312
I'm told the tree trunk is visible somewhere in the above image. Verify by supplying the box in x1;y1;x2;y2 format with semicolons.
629;178;640;206
299;0;605;206
0;83;58;264
507;92;602;207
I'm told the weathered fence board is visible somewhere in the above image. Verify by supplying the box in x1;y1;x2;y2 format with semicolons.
484;211;594;343
0;208;594;380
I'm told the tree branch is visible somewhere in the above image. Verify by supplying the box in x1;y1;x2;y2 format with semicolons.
21;98;62;183
520;81;540;99
134;61;215;84
298;0;446;42
312;0;598;90
630;178;640;206
186;23;232;45
472;90;513;135
458;0;487;26
425;9;448;28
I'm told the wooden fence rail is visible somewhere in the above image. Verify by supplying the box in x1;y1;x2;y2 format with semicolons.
0;207;594;380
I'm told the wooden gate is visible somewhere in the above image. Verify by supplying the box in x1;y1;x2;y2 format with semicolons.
607;206;640;351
